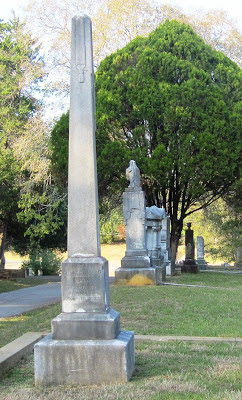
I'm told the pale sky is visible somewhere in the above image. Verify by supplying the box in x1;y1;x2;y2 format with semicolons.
0;0;241;29
162;0;242;27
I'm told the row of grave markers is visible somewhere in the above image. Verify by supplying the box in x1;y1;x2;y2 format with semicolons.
34;14;206;388
115;159;171;285
115;161;207;283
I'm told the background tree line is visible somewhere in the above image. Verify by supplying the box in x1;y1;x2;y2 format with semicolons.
0;1;241;266
49;20;241;262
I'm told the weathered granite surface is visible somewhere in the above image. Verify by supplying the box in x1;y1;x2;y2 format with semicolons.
61;257;109;313
116;161;153;284
35;332;135;386
196;236;207;270
146;206;167;282
35;15;134;386
159;216;173;275
120;161;150;269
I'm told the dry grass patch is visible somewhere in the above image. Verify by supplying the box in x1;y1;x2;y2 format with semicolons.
101;243;125;261
1;341;241;400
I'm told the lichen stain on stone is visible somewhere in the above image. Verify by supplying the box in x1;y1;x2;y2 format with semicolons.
127;274;155;286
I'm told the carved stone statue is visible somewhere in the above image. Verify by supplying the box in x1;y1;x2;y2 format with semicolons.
146;205;166;220
126;160;140;189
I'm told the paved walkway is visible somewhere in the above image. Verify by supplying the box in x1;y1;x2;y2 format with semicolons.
0;278;115;319
0;283;61;319
0;271;241;319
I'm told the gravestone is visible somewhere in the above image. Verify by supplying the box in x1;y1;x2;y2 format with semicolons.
159;216;173;275
34;15;134;386
115;160;157;285
181;223;199;273
146;206;166;282
196;236;207;270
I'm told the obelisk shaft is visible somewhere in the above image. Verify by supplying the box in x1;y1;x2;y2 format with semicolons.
34;15;135;387
68;15;100;258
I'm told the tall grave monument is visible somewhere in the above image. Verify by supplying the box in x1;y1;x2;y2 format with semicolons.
34;15;134;386
181;223;199;273
115;160;157;284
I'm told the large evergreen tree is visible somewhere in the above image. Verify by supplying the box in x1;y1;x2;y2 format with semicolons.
95;20;241;261
50;20;241;262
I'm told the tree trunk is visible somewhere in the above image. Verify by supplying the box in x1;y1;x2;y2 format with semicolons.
0;222;7;269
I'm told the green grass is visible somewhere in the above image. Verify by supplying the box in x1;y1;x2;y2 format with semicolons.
0;341;241;400
167;271;242;288
111;283;242;338
0;272;241;399
0;303;61;348
0;276;61;293
1;273;241;349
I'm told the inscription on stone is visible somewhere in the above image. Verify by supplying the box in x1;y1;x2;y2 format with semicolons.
75;17;86;83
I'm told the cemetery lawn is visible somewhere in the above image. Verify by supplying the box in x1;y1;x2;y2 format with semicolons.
0;273;241;399
0;276;61;293
0;272;241;348
1;341;241;400
166;271;242;288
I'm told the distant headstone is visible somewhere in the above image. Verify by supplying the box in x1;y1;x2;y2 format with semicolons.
181;223;199;273
196;236;207;270
159;216;173;275
146;206;167;282
34;15;134;386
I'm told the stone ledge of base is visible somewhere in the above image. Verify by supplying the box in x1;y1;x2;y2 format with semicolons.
1;331;241;377
0;332;48;377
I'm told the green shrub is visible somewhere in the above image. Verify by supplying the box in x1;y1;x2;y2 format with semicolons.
22;249;62;276
100;207;123;244
40;250;62;275
21;249;40;275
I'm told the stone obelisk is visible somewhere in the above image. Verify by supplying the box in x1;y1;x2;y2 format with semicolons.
34;15;134;386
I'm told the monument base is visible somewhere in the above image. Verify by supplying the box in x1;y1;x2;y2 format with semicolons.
35;331;135;386
61;256;110;313
155;265;166;283
197;260;207;271
121;255;150;268
115;267;160;285
150;258;166;283
181;260;199;273
52;309;120;340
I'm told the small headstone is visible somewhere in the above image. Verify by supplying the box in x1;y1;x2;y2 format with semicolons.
181;223;199;273
196;236;207;270
221;262;230;267
146;206;167;282
158;216;173;275
34;15;135;386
